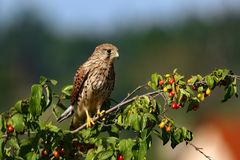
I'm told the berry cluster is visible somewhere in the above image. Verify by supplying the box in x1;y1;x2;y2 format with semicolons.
41;146;65;159
158;74;182;110
158;72;214;112
159;119;172;133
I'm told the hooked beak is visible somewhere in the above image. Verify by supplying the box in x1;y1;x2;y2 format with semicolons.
114;51;119;59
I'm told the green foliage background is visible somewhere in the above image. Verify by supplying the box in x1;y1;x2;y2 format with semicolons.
0;69;237;159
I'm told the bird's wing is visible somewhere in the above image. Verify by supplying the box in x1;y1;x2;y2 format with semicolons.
71;65;89;105
57;65;89;123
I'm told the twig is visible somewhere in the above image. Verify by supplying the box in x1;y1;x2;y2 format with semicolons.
70;90;161;133
187;141;213;160
230;75;240;80
158;91;168;116
120;83;147;103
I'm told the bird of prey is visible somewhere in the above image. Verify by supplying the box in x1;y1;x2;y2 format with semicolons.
57;43;119;129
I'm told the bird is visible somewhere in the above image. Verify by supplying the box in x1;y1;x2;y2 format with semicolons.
57;43;119;130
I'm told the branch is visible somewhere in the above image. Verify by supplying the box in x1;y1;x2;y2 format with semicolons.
187;141;213;160
230;75;240;80
120;83;147;103
70;89;161;133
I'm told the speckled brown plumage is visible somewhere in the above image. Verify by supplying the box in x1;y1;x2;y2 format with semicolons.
69;43;119;129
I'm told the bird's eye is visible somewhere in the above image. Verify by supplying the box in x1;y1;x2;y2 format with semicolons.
107;49;112;54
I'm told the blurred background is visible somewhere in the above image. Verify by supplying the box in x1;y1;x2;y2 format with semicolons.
1;0;240;159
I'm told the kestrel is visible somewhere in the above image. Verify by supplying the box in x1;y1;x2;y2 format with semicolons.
57;43;119;129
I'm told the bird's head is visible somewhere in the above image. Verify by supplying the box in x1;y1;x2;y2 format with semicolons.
94;43;119;62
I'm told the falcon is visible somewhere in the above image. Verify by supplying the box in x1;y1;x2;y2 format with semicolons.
57;43;119;129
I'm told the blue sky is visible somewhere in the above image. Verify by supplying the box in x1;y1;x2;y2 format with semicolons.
1;0;240;35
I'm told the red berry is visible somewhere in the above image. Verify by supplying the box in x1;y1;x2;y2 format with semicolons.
41;149;49;157
178;104;182;108
53;151;60;158
166;126;171;133
171;102;179;109
7;124;14;133
60;148;65;155
168;91;175;98
117;155;124;160
169;79;175;85
159;80;164;86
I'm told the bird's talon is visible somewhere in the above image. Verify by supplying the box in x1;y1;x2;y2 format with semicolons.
86;117;95;128
97;109;105;117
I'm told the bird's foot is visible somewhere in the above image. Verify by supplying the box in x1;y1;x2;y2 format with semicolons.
86;116;95;128
97;109;105;118
57;105;74;123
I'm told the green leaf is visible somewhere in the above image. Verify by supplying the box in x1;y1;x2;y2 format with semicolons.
14;156;25;160
145;113;156;122
197;86;204;92
197;74;203;81
39;76;48;85
119;139;135;160
0;139;4;159
173;68;178;74
148;73;160;90
8;137;20;152
153;129;162;139
29;84;43;117
107;137;119;145
187;97;200;112
233;77;238;98
141;115;148;131
14;101;22;113
97;149;113;160
45;123;60;133
222;85;234;102
185;86;194;96
135;141;147;160
171;135;179;149
205;76;215;89
129;114;140;131
52;105;61;119
179;89;190;99
0;116;6;133
19;139;32;157
43;85;52;109
61;85;73;97
185;130;193;141
141;96;150;106
0;115;3;131
117;115;123;126
80;128;92;139
171;128;184;148
25;152;38;160
181;127;188;138
174;74;184;83
110;125;119;135
151;73;160;86
187;76;198;84
11;113;25;133
86;149;96;160
50;79;58;85
162;128;170;145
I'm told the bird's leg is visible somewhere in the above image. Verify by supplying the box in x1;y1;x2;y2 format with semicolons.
85;109;95;128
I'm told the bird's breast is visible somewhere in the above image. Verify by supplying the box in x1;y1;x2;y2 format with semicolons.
86;64;115;96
